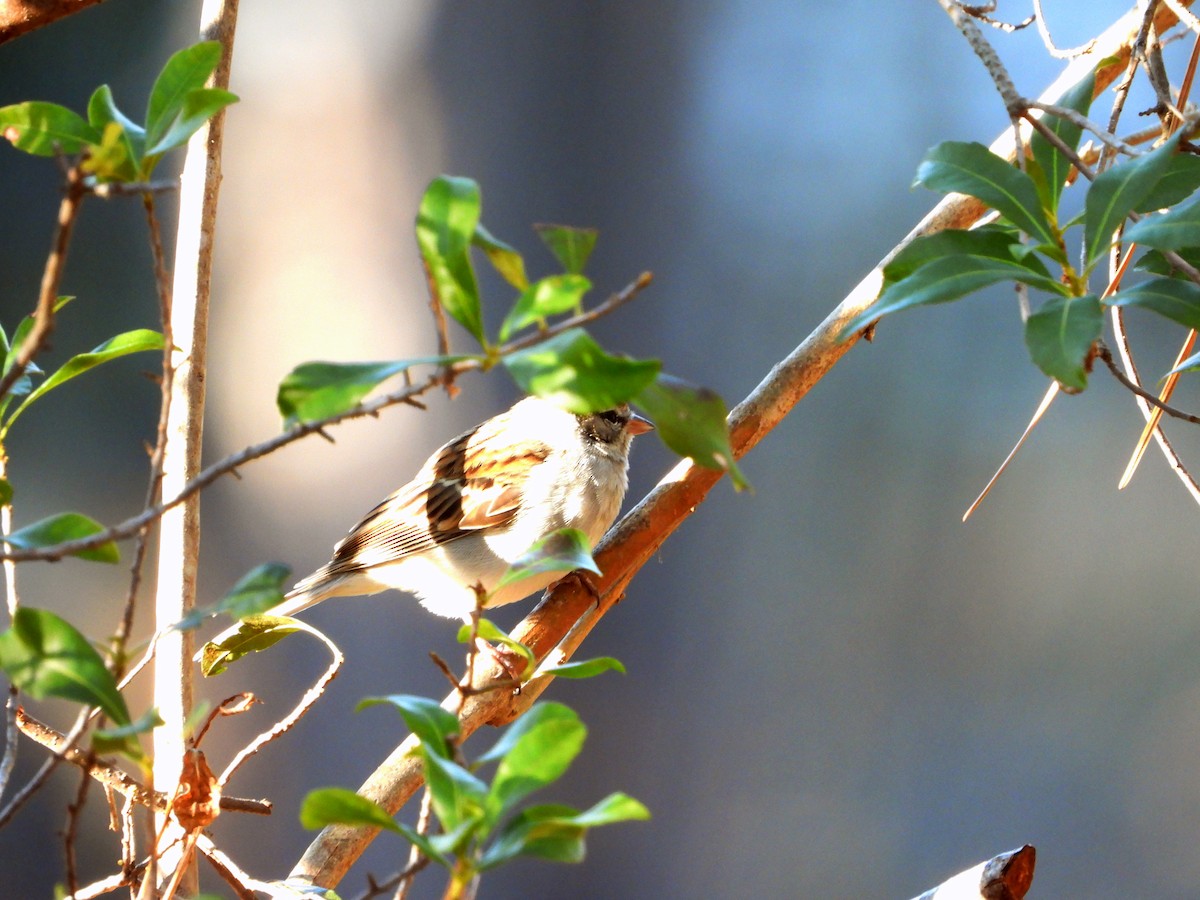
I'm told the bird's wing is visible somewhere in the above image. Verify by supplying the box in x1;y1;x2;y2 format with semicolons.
320;419;551;576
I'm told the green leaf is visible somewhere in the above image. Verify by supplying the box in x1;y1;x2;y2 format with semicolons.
356;694;460;759
1030;70;1095;212
1084;134;1180;266
1124;195;1200;252
423;747;488;832
0;101;101;156
3;329;163;435
416;176;486;344
481;805;586;868
846;252;1067;334
6;296;73;382
1134;153;1200;213
299;787;402;833
145;42;222;150
93;708;163;763
276;357;470;429
143;87;238;163
568;791;651;827
504;328;660;413
1134;246;1200;276
1109;278;1200;330
0;479;12;508
494;528;600;593
1024;294;1102;391
541;656;626;679
634;374;748;490
473;223;529;290
880;225;1023;288
482;703;586;819
0;608;130;724
84;122;139;183
6;512;118;564
87;85;145;153
915;142;1056;246
500;275;592;342
534;224;599;274
219;563;292;619
172;563;292;633
199;615;304;676
85;86;144;181
481;793;648;870
1166;348;1200;375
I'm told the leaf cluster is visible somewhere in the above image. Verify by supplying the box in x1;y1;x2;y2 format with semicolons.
301;699;649;891
846;68;1200;390
0;42;238;182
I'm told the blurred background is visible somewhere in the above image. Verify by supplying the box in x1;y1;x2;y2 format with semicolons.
3;1;1200;896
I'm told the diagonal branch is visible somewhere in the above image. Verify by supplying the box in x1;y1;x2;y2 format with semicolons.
286;2;1199;888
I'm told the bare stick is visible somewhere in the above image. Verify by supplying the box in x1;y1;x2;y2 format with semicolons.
150;2;238;893
217;622;344;788
1032;0;1097;58
13;708;271;816
110;192;176;675
0;164;86;403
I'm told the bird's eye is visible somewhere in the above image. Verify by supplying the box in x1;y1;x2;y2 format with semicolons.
598;409;626;426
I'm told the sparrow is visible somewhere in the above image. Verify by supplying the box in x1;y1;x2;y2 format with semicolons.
210;396;652;644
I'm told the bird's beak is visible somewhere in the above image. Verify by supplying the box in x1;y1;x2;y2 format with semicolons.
627;411;655;436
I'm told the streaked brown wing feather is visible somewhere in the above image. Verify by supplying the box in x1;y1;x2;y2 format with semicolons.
321;419;550;577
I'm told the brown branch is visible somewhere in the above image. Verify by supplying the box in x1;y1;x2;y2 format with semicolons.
109;193;175;673
0;0;107;46
0;164;87;402
285;5;1197;889
909;844;1035;900
12;708;271;816
1097;344;1200;424
217;622;344;788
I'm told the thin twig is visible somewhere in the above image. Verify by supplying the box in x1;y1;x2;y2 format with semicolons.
1032;0;1097;58
110;193;175;675
0;708;89;828
1098;344;1200;423
89;180;177;198
937;0;1022;107
1021;112;1097;181
64;755;96;896
217;621;344;788
0;452;18;805
195;834;265;900
1026;101;1141;156
392;790;434;900
12;708;271;816
0;272;655;563
0;164;88;402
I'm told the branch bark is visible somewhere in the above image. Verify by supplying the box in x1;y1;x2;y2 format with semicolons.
910;844;1035;900
0;0;107;46
287;1;1197;888
150;1;238;893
